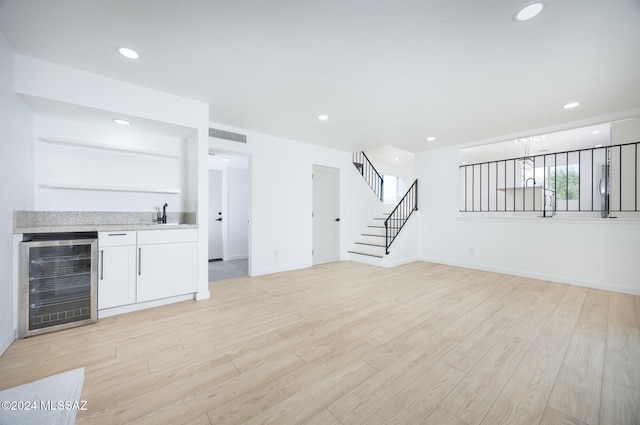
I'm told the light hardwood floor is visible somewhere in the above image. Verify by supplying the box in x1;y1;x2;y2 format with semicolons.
1;261;638;425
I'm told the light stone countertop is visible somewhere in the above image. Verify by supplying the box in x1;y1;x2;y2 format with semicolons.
13;211;198;234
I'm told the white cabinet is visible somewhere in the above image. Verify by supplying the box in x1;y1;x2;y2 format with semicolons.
136;229;197;303
98;232;137;310
98;229;197;311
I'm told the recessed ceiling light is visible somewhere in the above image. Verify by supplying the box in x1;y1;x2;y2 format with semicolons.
592;130;601;135
427;136;436;142
563;102;580;109
113;118;131;125
394;157;400;161
220;158;230;162
595;144;603;148
318;114;329;121
117;47;140;60
514;2;546;22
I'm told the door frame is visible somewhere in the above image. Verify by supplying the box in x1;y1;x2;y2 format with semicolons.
312;164;341;265
207;150;252;275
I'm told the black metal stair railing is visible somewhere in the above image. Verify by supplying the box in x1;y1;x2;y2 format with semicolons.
385;179;418;254
353;151;384;201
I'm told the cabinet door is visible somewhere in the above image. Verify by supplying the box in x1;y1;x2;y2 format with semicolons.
98;245;137;309
136;242;196;302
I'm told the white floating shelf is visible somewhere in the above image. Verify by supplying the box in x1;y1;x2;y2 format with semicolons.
39;137;180;159
42;183;180;194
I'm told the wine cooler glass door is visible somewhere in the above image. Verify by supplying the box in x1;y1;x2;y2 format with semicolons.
20;238;97;337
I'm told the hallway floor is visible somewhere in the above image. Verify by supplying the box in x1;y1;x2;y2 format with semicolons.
208;258;248;282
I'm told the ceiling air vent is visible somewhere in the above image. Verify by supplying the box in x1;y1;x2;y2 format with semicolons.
209;127;247;144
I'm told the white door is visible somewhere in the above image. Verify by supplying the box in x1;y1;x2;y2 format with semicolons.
313;165;340;265
209;169;224;260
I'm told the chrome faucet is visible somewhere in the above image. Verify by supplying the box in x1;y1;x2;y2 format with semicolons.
525;178;536;187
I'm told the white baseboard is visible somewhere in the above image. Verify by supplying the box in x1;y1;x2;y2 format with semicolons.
418;256;640;296
224;254;248;261
97;293;195;318
383;256;420;268
251;262;311;277
0;329;16;357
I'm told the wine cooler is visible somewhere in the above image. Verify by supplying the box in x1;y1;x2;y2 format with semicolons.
20;233;98;338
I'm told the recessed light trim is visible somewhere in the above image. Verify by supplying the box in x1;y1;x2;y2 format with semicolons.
113;118;131;126
563;102;580;109
514;2;546;22
318;114;329;121
427;136;436;142
118;47;140;60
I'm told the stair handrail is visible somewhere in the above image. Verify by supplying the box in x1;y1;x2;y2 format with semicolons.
384;179;418;254
352;151;384;201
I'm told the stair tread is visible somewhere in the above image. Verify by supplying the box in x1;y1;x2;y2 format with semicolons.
362;233;385;237
355;242;385;247
348;250;384;259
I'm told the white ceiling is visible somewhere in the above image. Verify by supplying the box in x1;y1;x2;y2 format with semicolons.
461;121;612;165
20;95;197;138
1;0;639;154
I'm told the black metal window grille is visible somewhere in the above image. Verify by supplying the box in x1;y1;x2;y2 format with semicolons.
459;141;640;215
353;151;384;201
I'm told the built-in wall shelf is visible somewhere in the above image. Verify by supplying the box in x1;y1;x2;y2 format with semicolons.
39;137;180;159
42;183;181;194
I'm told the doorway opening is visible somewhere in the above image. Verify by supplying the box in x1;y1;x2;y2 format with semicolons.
208;150;250;281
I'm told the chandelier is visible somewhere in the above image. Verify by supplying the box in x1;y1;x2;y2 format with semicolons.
514;135;546;146
515;135;545;171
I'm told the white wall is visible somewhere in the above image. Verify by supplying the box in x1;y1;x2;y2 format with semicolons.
612;117;640;145
0;35;34;355
33;115;189;212
208;124;382;276
375;161;415;186
14;55;204;129
417;144;640;295
12;55;211;303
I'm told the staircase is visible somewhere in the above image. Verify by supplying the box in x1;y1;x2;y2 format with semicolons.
349;151;418;266
348;208;394;260
352;151;384;201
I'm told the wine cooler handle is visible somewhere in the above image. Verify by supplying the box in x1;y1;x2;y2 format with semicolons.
100;250;104;280
138;248;142;275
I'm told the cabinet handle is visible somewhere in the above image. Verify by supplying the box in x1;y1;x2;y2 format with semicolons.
100;250;104;280
138;248;142;276
108;233;128;236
